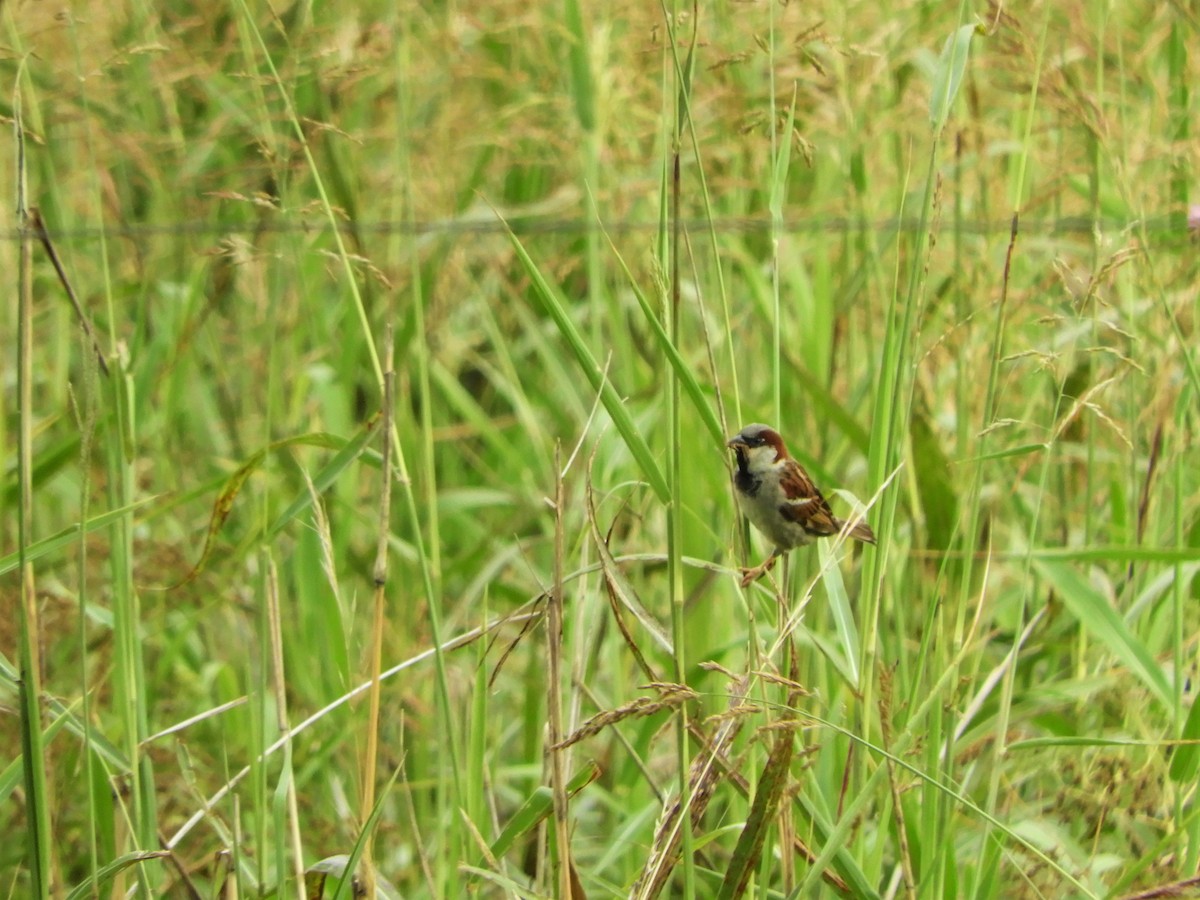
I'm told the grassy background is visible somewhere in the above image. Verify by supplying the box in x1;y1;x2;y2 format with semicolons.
2;1;1198;897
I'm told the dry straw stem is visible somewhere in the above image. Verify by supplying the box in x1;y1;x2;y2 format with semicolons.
263;554;306;896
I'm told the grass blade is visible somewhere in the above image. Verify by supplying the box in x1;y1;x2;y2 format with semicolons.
1033;558;1171;707
504;221;670;503
929;23;983;130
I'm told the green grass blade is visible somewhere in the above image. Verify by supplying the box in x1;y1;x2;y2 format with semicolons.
331;766;401;900
1033;558;1171;707
0;497;159;577
504;221;670;503
929;23;983;130
1169;694;1200;783
604;227;724;448
488;762;601;860
562;0;595;133
63;852;170;900
265;416;384;538
816;541;861;689
718;729;792;899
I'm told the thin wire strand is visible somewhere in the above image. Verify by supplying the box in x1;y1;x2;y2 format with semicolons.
0;214;1181;243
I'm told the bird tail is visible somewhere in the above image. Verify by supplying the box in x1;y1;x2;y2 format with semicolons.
840;518;876;545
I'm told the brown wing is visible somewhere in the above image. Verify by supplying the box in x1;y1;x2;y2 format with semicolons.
776;460;842;538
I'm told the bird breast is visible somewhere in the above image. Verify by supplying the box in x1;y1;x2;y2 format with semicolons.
735;464;813;551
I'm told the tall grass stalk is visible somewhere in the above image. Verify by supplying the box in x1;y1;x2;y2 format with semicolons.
360;330;395;898
106;281;155;897
14;65;52;900
71;318;102;896
658;4;698;895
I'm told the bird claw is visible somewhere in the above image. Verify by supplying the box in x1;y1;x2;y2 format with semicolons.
738;556;779;587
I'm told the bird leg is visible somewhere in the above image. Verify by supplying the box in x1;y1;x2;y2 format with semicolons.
739;550;781;587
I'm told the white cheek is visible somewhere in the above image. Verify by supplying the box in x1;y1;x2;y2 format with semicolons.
748;447;776;468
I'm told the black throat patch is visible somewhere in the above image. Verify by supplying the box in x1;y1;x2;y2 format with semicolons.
733;449;761;496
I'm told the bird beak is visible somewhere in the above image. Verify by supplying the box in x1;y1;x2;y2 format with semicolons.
726;435;747;449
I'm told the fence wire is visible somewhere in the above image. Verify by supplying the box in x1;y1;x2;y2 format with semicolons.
0;214;1191;244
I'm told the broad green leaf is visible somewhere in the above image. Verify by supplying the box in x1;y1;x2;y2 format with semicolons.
0;497;159;577
604;228;724;449
719;730;793;899
1033;558;1171;708
488;761;601;860
562;0;595;132
266;414;384;538
929;23;983;130
330;766;401;900
64;852;170;900
1029;547;1200;564
817;540;861;689
506;224;670;503
165;416;381;590
1169;696;1200;782
769;85;798;219
911;406;958;551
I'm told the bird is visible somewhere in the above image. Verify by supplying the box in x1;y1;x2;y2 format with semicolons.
727;423;875;587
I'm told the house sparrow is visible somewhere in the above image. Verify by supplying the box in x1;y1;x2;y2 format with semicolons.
727;423;875;587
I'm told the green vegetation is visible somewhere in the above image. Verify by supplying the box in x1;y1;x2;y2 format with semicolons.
3;1;1198;897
